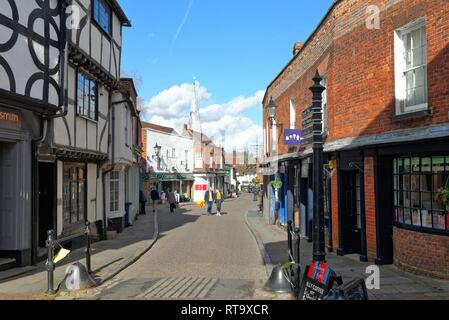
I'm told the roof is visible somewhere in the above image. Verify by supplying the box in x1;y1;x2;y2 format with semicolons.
262;0;341;105
183;128;215;146
107;0;132;27
142;122;178;135
120;78;138;97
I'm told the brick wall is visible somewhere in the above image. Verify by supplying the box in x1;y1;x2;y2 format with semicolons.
394;227;449;280
364;156;377;260
263;0;449;157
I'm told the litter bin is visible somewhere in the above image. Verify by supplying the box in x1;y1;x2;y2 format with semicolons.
125;202;132;227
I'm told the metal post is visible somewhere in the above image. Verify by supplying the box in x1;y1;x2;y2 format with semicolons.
45;230;55;295
85;221;92;274
310;71;326;262
287;221;293;261
295;228;301;290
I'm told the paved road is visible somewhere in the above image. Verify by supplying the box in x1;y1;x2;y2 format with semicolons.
93;194;269;300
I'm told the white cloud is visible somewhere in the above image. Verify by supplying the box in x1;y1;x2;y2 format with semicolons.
141;82;264;153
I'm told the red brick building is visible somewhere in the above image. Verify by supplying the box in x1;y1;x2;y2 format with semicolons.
262;0;449;279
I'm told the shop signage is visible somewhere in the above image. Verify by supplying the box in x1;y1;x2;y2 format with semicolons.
299;261;336;300
284;129;302;146
0;109;20;130
225;169;231;177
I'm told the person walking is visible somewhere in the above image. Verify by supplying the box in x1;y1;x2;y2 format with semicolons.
139;190;147;215
167;189;177;213
215;189;223;217
150;186;160;212
253;185;259;202
204;187;215;215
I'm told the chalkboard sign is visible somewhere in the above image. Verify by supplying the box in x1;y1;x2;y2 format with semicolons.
299;261;336;301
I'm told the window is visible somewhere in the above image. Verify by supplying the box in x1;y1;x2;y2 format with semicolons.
395;18;428;114
63;164;86;226
185;150;189;171
110;171;120;212
322;76;328;134
290;99;296;129
93;0;112;35
172;148;176;159
394;156;449;232
77;71;97;120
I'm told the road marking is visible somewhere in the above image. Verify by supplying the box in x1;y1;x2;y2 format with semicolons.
197;278;219;298
147;277;181;297
176;277;205;298
155;277;189;298
160;277;192;298
135;278;167;298
190;278;213;298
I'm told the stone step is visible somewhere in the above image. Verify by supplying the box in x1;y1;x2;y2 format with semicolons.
0;258;17;272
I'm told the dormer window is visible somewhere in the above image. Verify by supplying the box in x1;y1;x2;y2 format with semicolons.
93;0;112;36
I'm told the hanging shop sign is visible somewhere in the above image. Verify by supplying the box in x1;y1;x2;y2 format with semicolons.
284;129;303;146
0;108;20;130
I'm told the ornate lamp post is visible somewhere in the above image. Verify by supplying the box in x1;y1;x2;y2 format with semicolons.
310;71;326;262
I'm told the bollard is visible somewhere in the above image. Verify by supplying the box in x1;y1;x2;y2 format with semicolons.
85;221;92;274
294;228;301;291
46;230;56;295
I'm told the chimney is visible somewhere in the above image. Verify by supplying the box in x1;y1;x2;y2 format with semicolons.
293;42;303;56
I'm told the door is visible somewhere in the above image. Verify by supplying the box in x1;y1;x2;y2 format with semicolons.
0;142;17;250
38;162;55;251
342;171;362;254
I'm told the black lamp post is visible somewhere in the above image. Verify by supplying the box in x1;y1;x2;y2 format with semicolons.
310;71;326;262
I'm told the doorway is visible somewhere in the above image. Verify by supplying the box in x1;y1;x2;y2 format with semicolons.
38;162;56;253
341;171;362;255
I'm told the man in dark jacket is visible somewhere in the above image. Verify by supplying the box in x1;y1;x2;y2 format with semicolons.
150;186;160;212
139;190;147;215
204;188;216;215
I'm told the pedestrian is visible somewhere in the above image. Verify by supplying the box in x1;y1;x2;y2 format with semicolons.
204;187;215;215
160;190;166;204
150;186;160;212
253;185;259;202
139;190;147;215
167;189;177;213
215;189;223;217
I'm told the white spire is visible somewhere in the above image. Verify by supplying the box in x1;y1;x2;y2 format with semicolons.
189;77;202;133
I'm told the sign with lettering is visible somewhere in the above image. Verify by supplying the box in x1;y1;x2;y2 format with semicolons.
284;129;302;146
302;105;313;119
299;261;336;300
0;108;20;130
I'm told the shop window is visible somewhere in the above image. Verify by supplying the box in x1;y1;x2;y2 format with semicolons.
394;18;428;114
394;156;449;232
63;164;86;226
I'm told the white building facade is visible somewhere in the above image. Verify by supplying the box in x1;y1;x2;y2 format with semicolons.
142;123;194;200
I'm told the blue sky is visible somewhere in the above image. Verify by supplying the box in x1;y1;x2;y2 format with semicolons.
118;0;334;151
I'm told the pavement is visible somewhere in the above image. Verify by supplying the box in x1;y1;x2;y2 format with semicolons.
246;210;449;300
0;209;158;300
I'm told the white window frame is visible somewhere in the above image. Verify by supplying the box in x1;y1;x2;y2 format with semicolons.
394;17;428;115
321;76;328;134
109;170;120;214
290;99;297;129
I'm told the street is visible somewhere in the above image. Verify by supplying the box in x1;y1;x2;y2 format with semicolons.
92;194;269;300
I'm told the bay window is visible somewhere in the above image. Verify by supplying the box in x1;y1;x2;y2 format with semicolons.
394;156;449;232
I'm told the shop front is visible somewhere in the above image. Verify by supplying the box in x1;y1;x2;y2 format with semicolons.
0;107;35;267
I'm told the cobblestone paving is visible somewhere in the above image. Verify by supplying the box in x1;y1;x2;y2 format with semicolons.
92;194;274;300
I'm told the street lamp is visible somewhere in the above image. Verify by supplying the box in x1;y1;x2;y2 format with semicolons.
310;71;326;262
267;96;277;124
153;144;162;170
